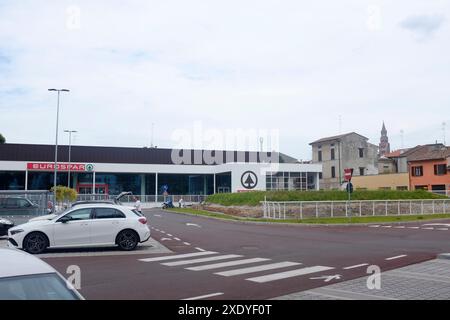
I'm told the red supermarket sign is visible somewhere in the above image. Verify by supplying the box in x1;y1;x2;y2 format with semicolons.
27;163;94;172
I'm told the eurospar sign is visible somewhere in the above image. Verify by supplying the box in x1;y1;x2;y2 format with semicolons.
27;162;94;172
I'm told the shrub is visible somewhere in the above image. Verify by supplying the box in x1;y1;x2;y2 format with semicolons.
206;190;446;206
51;185;78;203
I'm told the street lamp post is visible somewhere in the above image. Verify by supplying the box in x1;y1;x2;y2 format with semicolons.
64;130;77;188
48;89;70;191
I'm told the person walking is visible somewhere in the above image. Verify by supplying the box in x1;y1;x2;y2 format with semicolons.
133;196;142;213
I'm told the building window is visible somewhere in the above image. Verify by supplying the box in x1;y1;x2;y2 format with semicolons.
319;172;323;179
434;164;446;176
415;185;428;190
331;148;335;160
358;148;364;158
359;167;365;176
331;166;336;178
318;150;322;162
396;186;408;190
412;166;423;177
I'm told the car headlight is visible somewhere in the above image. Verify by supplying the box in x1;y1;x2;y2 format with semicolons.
9;229;24;235
0;219;13;225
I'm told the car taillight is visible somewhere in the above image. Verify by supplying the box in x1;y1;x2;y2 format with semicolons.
138;217;147;224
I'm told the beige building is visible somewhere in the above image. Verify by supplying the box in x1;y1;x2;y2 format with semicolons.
310;132;379;189
352;173;409;190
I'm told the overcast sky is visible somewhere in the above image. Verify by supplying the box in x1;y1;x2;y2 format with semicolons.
0;0;449;160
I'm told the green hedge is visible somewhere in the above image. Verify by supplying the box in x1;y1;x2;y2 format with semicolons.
206;190;446;206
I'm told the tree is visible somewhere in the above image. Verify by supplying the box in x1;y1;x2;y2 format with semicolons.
0;133;5;144
51;185;78;203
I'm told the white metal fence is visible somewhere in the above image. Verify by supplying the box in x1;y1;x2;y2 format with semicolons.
262;199;450;220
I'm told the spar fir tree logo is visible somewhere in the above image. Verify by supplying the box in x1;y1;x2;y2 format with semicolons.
241;171;258;189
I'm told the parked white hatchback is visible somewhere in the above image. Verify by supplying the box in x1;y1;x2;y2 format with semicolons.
7;204;150;254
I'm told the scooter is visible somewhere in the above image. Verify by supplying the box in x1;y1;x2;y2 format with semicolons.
162;197;174;209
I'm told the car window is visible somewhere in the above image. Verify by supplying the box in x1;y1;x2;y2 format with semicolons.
94;208;126;219
132;209;143;217
0;273;80;300
18;199;31;208
5;198;18;208
63;208;92;221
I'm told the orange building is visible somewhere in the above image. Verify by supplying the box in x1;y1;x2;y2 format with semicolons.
407;144;450;195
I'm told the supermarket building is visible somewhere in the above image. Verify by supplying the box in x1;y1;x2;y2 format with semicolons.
0;144;321;196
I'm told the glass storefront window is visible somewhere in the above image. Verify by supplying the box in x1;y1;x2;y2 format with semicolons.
28;172;68;190
0;171;25;190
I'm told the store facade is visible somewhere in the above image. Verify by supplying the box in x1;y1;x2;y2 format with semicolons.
0;144;321;195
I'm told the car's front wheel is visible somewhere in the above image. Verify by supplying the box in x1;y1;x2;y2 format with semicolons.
116;230;139;251
23;232;48;254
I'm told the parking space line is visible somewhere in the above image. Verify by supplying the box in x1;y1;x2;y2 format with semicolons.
246;266;334;283
186;258;270;271
436;228;449;231
173;237;180;241
385;254;407;261
139;251;217;262
183;292;224;300
422;227;434;230
162;254;242;266
343;263;368;270
215;261;301;277
408;227;419;229
183;242;191;246
196;247;206;252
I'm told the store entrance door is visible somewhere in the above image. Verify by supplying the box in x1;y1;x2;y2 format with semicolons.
77;184;109;195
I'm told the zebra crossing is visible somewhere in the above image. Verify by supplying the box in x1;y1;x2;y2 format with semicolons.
138;251;335;284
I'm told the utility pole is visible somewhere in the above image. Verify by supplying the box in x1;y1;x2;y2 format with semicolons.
48;88;70;190
64;130;77;188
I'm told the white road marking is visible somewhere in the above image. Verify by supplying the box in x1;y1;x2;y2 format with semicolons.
436;228;449;231
343;263;369;270
139;251;217;262
155;229;160;231
195;247;206;252
407;227;420;229
182;292;224;300
186;223;201;227
394;226;405;229
246;266;334;283
183;242;191;246
368;225;380;228
160;231;166;234
215;261;301;277
422;227;434;230
385;254;407;261
186;258;271;271
173;237;181;241
382;226;392;228
160;238;172;241
167;234;173;237
154;214;162;217
422;223;450;227
310;274;342;282
162;254;242;266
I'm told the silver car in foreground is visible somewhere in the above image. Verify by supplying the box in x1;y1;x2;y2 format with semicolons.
0;248;84;300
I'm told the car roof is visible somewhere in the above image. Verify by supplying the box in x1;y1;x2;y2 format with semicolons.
68;203;126;210
0;248;56;278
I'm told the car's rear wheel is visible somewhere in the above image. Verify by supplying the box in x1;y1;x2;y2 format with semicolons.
116;230;139;251
23;232;48;254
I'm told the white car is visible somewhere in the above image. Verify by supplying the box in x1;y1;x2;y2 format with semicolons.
7;204;150;254
0;248;84;300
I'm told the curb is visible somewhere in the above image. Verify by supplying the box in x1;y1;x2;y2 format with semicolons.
437;253;450;260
